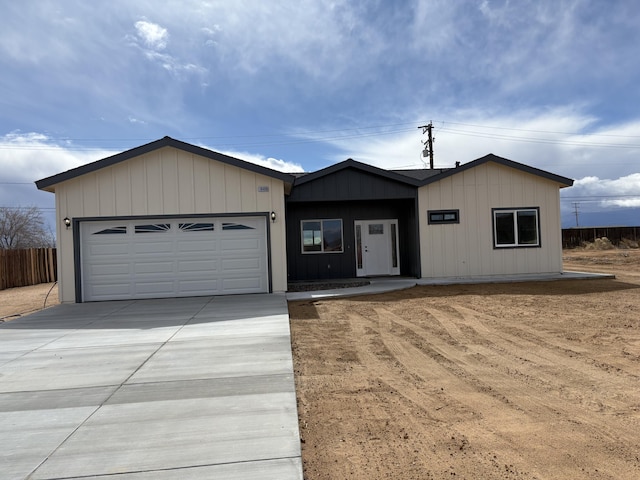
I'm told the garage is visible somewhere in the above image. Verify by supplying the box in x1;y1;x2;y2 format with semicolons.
80;216;269;301
35;137;292;303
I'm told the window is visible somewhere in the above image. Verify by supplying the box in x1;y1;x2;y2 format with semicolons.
493;208;540;248
179;223;214;232
428;209;459;224
222;222;254;230
390;223;398;268
301;219;343;253
355;224;363;268
135;224;170;233
94;226;126;235
369;223;384;235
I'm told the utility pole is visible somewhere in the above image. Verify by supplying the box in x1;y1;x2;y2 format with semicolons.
572;202;580;227
418;122;435;169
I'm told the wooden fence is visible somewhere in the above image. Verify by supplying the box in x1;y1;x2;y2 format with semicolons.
0;248;57;291
563;227;640;248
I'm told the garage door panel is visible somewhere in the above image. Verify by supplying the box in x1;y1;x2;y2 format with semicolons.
135;281;176;295
221;238;261;250
178;259;218;273
88;243;131;256
88;263;130;276
134;261;175;274
177;239;218;252
133;241;173;255
177;279;220;295
222;276;264;293
90;284;133;299
81;216;268;301
222;257;262;272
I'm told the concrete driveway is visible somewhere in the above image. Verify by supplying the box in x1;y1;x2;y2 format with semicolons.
0;294;302;480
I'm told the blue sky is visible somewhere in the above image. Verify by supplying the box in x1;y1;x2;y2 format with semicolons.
1;0;639;229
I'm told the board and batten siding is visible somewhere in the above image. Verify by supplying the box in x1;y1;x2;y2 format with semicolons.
418;162;564;278
54;146;287;302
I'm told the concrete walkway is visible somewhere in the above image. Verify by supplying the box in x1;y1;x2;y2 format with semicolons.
0;294;302;480
286;270;615;301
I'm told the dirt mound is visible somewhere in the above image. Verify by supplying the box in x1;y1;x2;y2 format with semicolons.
583;236;615;250
620;238;639;249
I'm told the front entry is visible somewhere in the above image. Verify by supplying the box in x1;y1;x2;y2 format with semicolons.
355;219;400;277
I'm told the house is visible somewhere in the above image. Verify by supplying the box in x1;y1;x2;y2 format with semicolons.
36;136;573;303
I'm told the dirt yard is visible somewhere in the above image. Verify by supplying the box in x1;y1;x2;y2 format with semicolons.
289;249;640;479
0;282;59;321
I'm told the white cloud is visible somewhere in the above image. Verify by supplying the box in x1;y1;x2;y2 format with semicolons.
127;19;208;79
213;147;304;173
134;20;168;50
569;173;640;209
0;132;118;223
0;132;116;182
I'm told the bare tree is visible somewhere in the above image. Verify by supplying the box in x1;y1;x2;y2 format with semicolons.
0;206;55;249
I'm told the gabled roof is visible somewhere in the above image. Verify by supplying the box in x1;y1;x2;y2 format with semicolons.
391;168;449;181
292;158;423;187
35;136;296;191
290;154;573;189
420;153;574;188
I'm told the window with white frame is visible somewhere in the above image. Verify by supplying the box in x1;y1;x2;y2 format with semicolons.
301;219;343;253
493;208;540;248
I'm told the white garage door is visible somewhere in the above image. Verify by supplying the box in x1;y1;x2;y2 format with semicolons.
80;216;268;301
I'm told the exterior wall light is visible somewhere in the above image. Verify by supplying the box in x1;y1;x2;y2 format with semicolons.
270;211;277;222
64;217;71;229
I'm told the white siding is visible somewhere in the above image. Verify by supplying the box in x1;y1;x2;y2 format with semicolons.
418;162;564;279
53;147;288;302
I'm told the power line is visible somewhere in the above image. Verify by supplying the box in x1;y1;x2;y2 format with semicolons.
0;127;419;151
437;120;640;139
2;118;640;151
436;126;640;149
562;194;640;199
0;206;55;210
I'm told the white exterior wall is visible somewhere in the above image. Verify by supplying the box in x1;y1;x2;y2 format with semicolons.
53;146;288;302
418;162;564;278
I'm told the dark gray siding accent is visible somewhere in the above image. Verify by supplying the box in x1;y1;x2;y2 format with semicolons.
286;199;419;282
288;167;417;202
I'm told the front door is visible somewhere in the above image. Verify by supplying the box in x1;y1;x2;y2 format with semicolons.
355;219;400;277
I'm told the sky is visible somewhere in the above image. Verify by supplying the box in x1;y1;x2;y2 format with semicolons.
1;0;639;230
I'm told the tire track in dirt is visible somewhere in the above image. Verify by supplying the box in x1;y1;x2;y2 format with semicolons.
371;305;640;478
349;311;544;477
350;312;467;421
452;304;640;417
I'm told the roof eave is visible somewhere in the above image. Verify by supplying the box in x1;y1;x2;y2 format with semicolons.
35;136;296;191
419;153;574;188
293;158;422;187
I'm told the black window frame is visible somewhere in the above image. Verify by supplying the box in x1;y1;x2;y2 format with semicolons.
301;219;344;254
492;207;541;248
428;209;460;225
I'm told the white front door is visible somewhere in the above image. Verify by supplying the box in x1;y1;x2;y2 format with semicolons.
355;219;400;277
